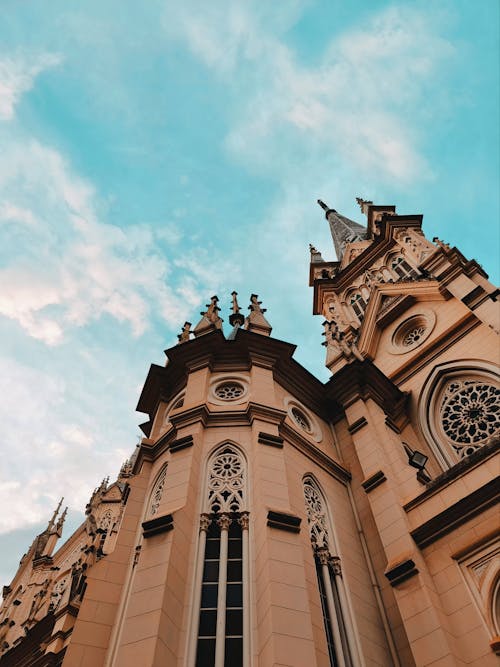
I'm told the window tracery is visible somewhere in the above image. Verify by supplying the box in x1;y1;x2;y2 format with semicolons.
440;380;500;459
419;362;500;468
214;382;245;401
149;465;167;516
207;446;244;514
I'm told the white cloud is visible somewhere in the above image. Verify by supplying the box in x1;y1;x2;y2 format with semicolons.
0;53;62;120
0;138;234;344
0;357;126;534
166;3;454;184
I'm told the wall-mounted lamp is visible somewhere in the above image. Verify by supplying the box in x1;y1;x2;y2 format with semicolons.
408;450;428;470
403;443;432;484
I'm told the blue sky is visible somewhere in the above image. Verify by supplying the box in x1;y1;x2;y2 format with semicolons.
0;0;498;585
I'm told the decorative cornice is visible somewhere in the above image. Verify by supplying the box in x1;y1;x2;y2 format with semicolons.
279;422;351;484
257;432;284;448
325;359;408;426
362;470;387;493
136;329;338;423
142;513;174;538
410;478;500;549
267;510;301;533
385;558;418;586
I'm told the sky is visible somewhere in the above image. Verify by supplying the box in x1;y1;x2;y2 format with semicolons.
0;0;498;587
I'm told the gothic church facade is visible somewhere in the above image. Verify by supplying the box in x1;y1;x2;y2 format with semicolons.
1;199;499;666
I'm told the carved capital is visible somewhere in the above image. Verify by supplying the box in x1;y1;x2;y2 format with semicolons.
199;513;212;532
217;513;232;531
238;511;250;531
329;555;342;575
316;547;331;566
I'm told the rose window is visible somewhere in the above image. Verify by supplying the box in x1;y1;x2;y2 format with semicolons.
441;380;500;458
291;407;311;433
214;382;245;400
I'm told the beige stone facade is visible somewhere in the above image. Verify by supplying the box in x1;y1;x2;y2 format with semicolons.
1;200;499;666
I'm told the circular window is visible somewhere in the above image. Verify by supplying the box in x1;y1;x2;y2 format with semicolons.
214;381;245;401
440;380;500;458
291;407;312;433
284;398;322;442
391;311;435;354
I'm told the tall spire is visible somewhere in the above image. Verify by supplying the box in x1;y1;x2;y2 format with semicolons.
317;199;367;260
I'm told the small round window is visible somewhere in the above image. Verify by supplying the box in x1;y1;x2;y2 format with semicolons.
291;407;312;433
214;382;245;401
391;311;435;354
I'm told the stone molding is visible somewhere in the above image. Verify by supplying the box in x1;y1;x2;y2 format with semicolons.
142;513;174;538
257;432;284;448
361;470;387;493
266;510;301;533
169;435;194;453
347;416;368;434
410;478;500;549
384;558;418;586
280;422;351;483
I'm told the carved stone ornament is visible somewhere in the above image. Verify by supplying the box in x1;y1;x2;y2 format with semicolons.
316;547;330;566
238;511;250;531
329;556;342;576
199;513;212;532
216;513;232;531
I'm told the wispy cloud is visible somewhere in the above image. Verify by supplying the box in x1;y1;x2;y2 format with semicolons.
0;53;62;120
166;3;454;184
0;138;236;344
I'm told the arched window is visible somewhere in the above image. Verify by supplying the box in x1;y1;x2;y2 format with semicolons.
188;445;249;667
389;254;418;281
348;291;367;322
303;477;359;667
419;362;500;468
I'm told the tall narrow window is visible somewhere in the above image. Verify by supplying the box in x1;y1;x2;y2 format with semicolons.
189;445;249;667
303;477;359;667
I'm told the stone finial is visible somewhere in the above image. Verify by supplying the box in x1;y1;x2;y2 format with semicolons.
244;294;272;336
177;321;192;344
229;291;245;328
47;497;63;532
56;506;68;533
193;295;223;337
309;244;324;263
356;197;373;215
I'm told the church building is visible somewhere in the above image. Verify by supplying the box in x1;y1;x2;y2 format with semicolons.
1;198;499;666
